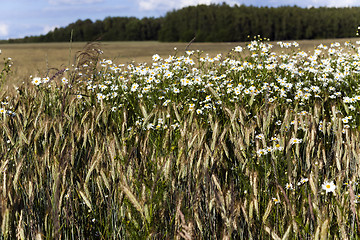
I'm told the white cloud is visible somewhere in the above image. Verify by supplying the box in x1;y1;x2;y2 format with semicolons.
48;0;104;5
43;25;60;34
0;23;9;37
137;0;233;11
325;0;359;7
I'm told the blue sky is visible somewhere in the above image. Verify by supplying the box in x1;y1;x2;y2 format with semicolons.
1;0;360;40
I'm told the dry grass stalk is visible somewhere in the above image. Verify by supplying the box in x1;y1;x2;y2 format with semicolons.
264;225;281;240
320;219;329;240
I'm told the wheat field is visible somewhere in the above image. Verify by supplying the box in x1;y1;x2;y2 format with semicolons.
1;37;360;239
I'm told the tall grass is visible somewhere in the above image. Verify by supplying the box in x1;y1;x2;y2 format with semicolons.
1;38;360;239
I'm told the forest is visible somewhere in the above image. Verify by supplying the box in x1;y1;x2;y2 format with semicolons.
4;3;360;43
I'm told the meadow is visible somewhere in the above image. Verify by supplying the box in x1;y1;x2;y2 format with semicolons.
1;37;360;239
0;38;357;87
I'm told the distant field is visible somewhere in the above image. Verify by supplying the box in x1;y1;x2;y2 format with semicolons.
0;38;359;86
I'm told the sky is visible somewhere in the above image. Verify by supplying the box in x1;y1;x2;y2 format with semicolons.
1;0;360;40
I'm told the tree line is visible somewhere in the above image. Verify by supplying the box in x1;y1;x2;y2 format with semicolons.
5;4;360;43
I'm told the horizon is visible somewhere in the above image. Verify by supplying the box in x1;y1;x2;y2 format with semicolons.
1;0;360;40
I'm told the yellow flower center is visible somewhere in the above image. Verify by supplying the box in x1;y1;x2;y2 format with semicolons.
326;185;331;189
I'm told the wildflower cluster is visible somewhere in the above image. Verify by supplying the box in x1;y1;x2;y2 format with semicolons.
29;39;360;151
0;97;15;119
256;134;284;157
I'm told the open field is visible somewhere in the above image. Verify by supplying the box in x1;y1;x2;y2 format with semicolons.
2;38;360;238
0;38;359;87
